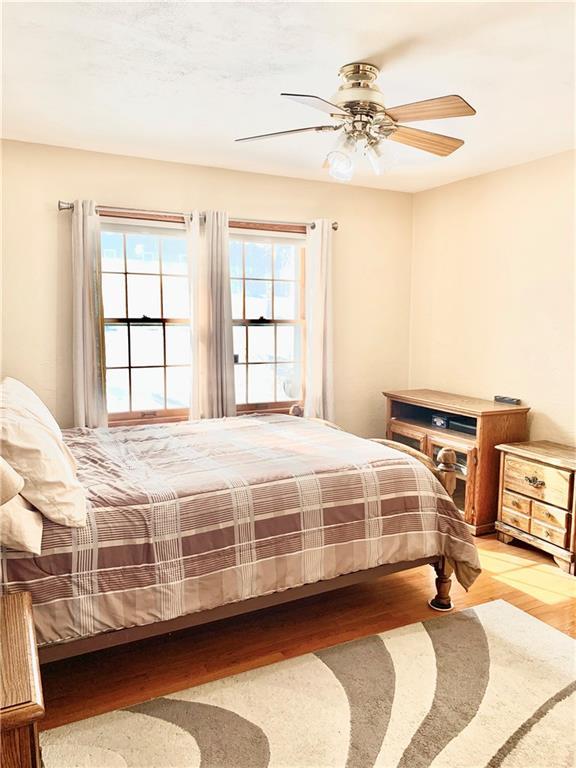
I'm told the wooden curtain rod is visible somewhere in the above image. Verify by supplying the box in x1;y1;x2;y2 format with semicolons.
57;201;338;231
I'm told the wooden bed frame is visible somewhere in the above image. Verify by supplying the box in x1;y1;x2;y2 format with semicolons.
36;438;458;664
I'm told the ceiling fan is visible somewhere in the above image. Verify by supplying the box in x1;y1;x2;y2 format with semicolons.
235;62;476;182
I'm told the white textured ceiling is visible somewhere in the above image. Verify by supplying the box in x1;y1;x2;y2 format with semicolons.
2;2;574;192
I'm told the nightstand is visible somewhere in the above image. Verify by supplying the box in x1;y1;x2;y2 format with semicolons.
495;441;576;574
0;592;44;768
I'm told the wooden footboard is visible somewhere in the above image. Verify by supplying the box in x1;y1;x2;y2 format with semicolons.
369;439;457;496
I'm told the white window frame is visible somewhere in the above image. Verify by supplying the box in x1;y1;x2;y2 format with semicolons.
229;228;306;413
99;218;191;426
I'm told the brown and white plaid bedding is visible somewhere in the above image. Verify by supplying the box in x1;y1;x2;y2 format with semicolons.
0;414;480;648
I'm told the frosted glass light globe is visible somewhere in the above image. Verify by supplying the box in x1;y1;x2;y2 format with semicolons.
326;150;354;182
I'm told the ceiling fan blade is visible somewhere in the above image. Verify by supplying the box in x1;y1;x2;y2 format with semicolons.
281;93;349;116
235;125;339;143
389;125;464;156
386;95;476;122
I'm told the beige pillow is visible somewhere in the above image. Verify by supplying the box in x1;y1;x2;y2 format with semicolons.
0;494;43;554
1;455;24;504
1;377;62;439
1;411;87;528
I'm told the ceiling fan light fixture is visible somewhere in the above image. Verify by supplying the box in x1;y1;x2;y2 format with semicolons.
325;150;354;182
365;145;381;175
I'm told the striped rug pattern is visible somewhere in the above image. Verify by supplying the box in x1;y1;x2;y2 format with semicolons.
41;601;575;768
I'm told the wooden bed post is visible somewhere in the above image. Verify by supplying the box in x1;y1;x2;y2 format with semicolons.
436;447;457;497
429;557;454;612
429;448;457;612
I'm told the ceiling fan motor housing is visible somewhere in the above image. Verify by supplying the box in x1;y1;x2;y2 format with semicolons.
333;62;387;114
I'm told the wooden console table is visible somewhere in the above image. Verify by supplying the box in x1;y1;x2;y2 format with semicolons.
0;592;44;768
383;389;529;535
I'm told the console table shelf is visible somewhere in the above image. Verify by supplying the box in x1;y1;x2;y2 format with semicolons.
383;389;529;535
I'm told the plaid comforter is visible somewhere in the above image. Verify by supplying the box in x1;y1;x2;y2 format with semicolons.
1;415;480;647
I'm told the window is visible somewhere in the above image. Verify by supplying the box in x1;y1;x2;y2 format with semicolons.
230;233;305;411
100;225;191;424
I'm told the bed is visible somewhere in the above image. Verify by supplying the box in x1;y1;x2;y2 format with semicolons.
0;414;481;662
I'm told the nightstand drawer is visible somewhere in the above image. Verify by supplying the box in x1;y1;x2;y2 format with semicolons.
531;501;569;530
530;519;568;548
501;507;531;533
503;456;572;509
501;490;531;515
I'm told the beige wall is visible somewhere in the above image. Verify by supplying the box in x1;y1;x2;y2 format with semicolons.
1;140;413;435
409;151;575;443
2;142;574;443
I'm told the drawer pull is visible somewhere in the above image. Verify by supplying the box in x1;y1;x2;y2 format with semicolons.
544;529;552;538
525;475;545;488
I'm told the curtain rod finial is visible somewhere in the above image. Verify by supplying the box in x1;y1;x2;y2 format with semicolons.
309;221;338;231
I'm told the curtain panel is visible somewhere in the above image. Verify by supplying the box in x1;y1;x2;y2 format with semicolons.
304;219;334;421
187;211;236;420
71;200;108;427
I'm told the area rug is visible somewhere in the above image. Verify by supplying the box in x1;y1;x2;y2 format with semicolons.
41;600;575;768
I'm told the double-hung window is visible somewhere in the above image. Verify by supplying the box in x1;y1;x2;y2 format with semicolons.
230;231;305;411
100;221;306;424
100;223;192;425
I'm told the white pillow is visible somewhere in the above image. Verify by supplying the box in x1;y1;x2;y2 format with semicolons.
0;455;24;504
1;377;62;439
0;493;43;554
1;411;87;528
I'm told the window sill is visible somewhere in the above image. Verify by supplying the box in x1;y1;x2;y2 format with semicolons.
108;402;298;426
108;409;189;427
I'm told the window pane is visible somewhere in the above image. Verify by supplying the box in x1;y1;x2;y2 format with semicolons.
102;273;126;318
274;281;298;320
248;363;274;403
229;240;243;278
106;369;129;413
130;324;164;366
248;325;274;362
166;325;191;365
277;325;300;362
245;242;272;278
163;276;190;318
234;364;247;405
131;367;165;410
233;326;246;364
231;279;243;319
246;280;272;319
127;274;161;318
104;324;128;367
274;244;297;280
277;363;302;401
126;234;159;273
161;238;188;275
166;366;191;408
101;232;124;272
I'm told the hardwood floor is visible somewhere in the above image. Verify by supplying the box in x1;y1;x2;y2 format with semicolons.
39;536;576;731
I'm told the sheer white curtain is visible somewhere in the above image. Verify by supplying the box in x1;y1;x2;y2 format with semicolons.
187;211;236;420
71;200;108;427
304;219;334;421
